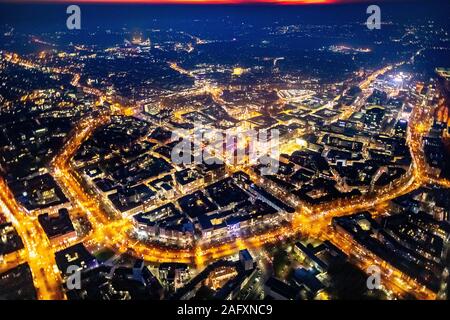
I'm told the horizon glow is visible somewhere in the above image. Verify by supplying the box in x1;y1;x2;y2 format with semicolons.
0;0;380;5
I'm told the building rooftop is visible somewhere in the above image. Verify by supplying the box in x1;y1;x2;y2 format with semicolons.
38;208;75;240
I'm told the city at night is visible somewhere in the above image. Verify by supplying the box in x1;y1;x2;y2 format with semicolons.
0;0;449;313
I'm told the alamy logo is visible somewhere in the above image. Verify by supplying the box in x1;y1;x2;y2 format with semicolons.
66;265;81;290
66;5;81;30
366;5;381;30
170;123;280;175
366;265;382;290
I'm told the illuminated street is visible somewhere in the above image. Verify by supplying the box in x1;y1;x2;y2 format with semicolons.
0;2;449;302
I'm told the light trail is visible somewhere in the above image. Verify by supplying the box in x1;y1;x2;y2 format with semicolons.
0;178;66;300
